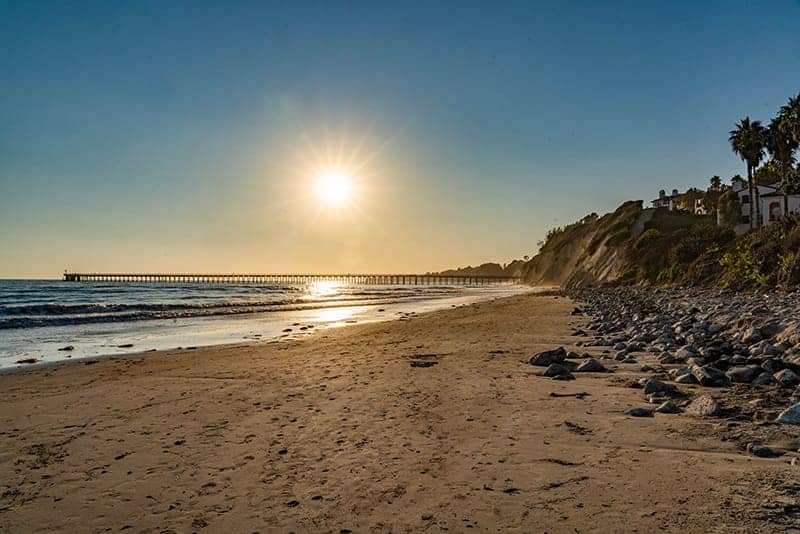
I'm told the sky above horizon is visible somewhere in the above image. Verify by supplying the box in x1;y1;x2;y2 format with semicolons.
2;1;800;278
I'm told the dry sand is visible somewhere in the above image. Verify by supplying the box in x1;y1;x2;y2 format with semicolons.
0;294;797;533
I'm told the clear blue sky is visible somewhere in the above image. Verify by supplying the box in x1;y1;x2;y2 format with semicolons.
2;1;799;277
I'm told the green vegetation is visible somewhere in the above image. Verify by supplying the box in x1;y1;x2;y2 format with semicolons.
531;203;800;290
719;215;800;288
622;213;734;286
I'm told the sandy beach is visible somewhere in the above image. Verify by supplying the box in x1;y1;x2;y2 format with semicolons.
0;293;794;533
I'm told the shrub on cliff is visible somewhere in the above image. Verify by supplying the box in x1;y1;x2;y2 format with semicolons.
719;214;800;288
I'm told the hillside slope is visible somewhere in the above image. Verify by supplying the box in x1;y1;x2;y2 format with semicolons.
521;201;647;287
521;200;800;290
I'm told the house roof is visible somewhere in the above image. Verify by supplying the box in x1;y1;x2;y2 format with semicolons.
761;192;800;198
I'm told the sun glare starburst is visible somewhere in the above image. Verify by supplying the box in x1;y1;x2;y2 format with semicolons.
316;170;353;206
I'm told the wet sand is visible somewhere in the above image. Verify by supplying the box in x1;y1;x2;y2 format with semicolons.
0;294;793;532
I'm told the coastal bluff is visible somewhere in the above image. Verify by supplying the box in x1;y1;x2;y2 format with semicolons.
521;200;650;287
520;200;800;290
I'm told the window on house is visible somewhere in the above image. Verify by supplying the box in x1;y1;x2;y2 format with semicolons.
769;202;781;221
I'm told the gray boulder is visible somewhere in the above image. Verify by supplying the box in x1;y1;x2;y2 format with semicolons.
776;402;800;424
773;369;800;388
725;365;762;383
691;365;730;387
542;363;572;377
752;372;773;385
576;358;606;372
742;327;762;344
675;373;697;384
655;401;682;414
643;379;677;395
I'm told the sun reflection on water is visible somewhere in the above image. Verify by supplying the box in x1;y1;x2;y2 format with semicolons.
306;280;345;298
314;306;358;324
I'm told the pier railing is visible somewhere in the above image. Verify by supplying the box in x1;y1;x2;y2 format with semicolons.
63;272;522;285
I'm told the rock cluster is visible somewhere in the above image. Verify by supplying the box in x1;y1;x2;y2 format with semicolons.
533;287;800;426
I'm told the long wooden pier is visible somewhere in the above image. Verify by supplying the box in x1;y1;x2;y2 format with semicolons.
62;272;521;285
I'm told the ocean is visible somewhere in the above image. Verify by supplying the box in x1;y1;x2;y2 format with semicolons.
0;279;529;369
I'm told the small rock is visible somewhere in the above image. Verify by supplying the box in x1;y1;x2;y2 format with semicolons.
551;372;575;381
575;358;606;372
542;363;571;377
725;365;762;383
746;443;783;458
655;401;682;414
708;323;726;334
15;358;39;364
691;365;730;387
752;372;773;385
530;347;566;366
685;394;720;417
774;369;800;388
643;379;677;395
742;327;762;344
58;345;75;351
627;407;654;417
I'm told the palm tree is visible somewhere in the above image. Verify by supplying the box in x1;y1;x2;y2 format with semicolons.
766;117;799;214
779;93;800;145
709;175;721;191
729;117;767;229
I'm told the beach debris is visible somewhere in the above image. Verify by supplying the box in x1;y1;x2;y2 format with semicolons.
627;407;654;417
410;361;438;368
529;347;566;366
15;358;39;364
58;345;75;351
549;391;590;399
117;343;134;348
539;475;589;490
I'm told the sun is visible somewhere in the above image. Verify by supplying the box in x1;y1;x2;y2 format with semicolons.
316;170;353;206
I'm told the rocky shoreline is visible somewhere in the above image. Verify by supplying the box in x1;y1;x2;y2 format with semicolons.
531;286;800;458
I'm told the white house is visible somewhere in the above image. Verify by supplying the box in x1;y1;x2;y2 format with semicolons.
721;181;778;234
760;192;800;226
652;189;678;210
652;188;707;215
